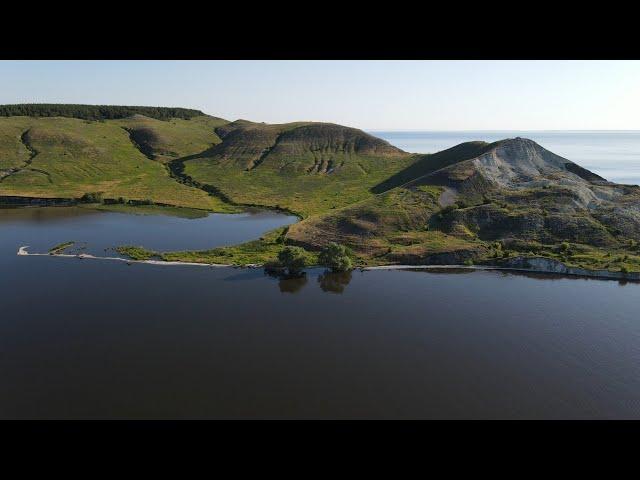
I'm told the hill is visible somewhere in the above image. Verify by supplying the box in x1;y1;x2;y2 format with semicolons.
287;138;640;272
0;112;234;210
180;120;413;216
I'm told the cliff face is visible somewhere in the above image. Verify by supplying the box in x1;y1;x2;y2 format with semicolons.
495;256;640;281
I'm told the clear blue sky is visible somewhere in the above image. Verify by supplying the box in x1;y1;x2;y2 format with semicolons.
1;60;639;130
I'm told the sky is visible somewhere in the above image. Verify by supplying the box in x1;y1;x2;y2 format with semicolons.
1;60;639;131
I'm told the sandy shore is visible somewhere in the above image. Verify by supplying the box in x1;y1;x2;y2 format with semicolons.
17;246;637;281
17;246;238;268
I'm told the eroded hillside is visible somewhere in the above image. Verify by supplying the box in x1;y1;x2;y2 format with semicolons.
287;138;640;272
181;120;412;216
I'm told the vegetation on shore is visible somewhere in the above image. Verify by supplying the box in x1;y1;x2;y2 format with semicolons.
48;241;75;254
116;227;319;267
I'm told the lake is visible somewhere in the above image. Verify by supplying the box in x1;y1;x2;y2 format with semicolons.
373;130;640;186
2;206;640;419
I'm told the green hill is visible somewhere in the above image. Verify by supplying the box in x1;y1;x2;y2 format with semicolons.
287;137;640;272
0;111;234;211
180;120;413;216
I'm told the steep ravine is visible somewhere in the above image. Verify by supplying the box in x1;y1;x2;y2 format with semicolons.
166;156;302;217
0;129;51;183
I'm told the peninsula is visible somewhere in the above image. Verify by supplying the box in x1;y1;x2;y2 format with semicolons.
2;104;640;278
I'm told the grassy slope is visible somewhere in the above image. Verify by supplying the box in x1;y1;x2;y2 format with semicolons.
0;120;31;171
0;116;235;211
115;115;228;162
183;121;414;217
371;141;496;193
287;185;483;263
116;226;319;266
185;155;413;217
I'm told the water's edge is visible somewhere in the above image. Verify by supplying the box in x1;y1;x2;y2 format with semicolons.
17;247;639;282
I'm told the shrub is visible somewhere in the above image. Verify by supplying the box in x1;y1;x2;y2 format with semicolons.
318;243;353;272
79;192;104;204
277;246;307;275
621;265;629;275
440;204;459;215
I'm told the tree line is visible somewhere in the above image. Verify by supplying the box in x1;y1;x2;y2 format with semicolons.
0;104;205;121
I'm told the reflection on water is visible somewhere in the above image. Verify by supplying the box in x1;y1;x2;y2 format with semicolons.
278;274;308;294
3;206;640;419
268;270;354;295
0;205;298;254
318;270;353;294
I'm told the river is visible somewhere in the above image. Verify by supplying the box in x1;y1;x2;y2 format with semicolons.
2;206;640;419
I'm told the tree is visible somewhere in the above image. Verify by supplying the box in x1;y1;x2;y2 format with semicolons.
277;246;307;275
318;243;353;272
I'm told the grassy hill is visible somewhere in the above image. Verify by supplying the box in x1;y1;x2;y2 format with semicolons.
287;138;640;272
0;113;235;211
181;120;414;216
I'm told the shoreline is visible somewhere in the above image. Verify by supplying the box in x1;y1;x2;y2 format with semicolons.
17;246;638;281
17;246;239;268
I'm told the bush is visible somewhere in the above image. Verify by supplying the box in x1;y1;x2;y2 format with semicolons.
621;265;629;275
440;204;459;215
318;243;353;272
277;246;307;275
79;192;104;204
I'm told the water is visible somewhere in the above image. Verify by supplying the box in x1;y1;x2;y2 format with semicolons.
0;206;298;256
2;207;640;419
372;130;640;186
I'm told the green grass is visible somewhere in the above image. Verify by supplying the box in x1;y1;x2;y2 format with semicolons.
114;115;227;162
0;116;235;211
117;227;319;266
48;241;75;254
184;154;413;218
180;120;412;217
115;245;158;261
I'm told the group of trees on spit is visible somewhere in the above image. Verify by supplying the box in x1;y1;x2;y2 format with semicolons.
275;243;354;277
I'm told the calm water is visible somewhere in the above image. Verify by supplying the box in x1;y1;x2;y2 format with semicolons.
2;207;640;419
373;130;640;186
